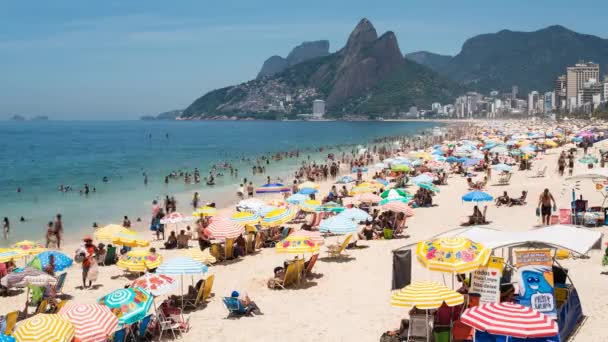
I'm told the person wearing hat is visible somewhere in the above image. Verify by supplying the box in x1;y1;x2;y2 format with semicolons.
230;290;262;315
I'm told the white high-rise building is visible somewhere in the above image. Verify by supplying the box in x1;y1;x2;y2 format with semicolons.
312;99;325;118
431;102;442;113
603;76;608;103
528;91;540;115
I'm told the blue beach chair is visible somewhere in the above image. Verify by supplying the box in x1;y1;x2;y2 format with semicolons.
222;297;248;318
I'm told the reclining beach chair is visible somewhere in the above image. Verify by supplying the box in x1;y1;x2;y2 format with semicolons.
183;274;214;309
326;234;352;258
496;172;511;185
4;311;18;335
533;165;548;177
510;191;527;206
224;238;235;260
222;297;249;318
407;312;433;342
269;262;298;289
303;254;319;278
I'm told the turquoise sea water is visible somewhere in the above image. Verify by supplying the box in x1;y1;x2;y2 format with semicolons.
0;120;439;246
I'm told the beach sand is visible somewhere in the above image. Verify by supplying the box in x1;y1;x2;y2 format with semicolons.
2;122;607;341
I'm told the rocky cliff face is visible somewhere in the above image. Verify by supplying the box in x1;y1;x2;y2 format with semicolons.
183;19;462;119
257;40;330;78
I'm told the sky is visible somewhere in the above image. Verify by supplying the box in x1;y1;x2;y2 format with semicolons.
1;0;607;120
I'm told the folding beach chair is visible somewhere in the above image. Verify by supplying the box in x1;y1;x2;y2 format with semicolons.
303;254;319;278
53;273;67;296
224;238;235;260
407;311;433;342
4;311;18;335
269;262;297;289
222;297;248;318
326;234;352;258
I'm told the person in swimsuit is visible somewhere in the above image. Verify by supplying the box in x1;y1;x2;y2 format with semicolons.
538;188;556;225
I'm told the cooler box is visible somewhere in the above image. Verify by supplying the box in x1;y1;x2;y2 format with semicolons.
550;215;559;225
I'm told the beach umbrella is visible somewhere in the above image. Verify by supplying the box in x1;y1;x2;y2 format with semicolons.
446;156;464;163
157;257;208;275
381;189;410;199
131;273;178;297
411;174;434;185
237;198;265;212
298;181;320;189
275;235;320;254
492;163;512;172
318;202;345;213
336;175;355;184
180;248;217;265
374;162;388;169
349;184;375;195
261;207;297;227
351;167;368;173
544;140;558;147
111;231;150;248
461;303;558;339
463;158;481;167
267;199;288;208
297;188;318;195
578;155;598;164
462;191;493;203
206;216;245;239
319;216;358;235
160;212;194;224
381;201;414;217
93;224;130;241
418;182;440;193
338;208;372;222
416;237;490;274
11;241;45;256
0;250;21;263
286;193;308;205
13;314;75;342
300;199;321;212
29;251;73;272
356;193;382;203
255;183;290;194
290;230;324;246
59;304;118;342
229;211;260;226
98;287;153;325
372;178;389;187
0;335;14;342
391;281;464;309
489;145;508;155
258;205;278;216
391;164;411;172
117;250;163;273
0;268;57;288
566;168;608;180
193;206;217;217
379;195;413;206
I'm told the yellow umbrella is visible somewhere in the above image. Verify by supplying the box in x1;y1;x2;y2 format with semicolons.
275;235;320;254
117;249;163;272
193;206;217;217
14;314;75;342
261;207;297;227
229;211;260;226
299;199;321;213
0;248;22;262
94;224;129;241
181;248;217;265
416;237;490;273
111;231;150;247
349;183;375;195
12;240;46;256
414;152;432;160
391;281;464;309
544;140;558;147
298;181;320;189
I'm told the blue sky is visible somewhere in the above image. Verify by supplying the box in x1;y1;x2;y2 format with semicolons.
1;0;607;119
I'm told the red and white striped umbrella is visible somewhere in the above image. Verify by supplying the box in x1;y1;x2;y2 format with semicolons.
460;303;558;338
290;229;324;246
59;303;119;342
160;212;194;224
205;216;245;240
381;201;414;217
356;193;382;203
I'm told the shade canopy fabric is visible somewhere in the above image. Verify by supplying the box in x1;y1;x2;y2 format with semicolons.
431;225;602;255
461;303;558;338
391;281;464;309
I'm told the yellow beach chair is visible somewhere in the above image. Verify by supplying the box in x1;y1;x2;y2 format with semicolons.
327;234;352;258
4;311;18;335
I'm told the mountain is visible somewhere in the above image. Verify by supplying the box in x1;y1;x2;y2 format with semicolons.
408;25;608;93
140;109;183;120
257;40;330;78
405;51;453;71
182;19;463;119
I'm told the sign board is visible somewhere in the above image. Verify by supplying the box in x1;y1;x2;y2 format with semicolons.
515;249;557;317
470;256;504;304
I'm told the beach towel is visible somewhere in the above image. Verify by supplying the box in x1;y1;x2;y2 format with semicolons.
391;248;411;290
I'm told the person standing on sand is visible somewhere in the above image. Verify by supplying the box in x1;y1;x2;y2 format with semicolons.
538;188;556;225
192;192;200;209
247;182;254;198
54;214;63;249
2;217;9;240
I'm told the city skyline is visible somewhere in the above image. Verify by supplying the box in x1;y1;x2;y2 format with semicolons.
2;0;608;119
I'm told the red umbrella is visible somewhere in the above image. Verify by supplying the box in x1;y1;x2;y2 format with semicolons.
357;193;382;203
206;217;245;240
381;201;414;217
460;303;558;338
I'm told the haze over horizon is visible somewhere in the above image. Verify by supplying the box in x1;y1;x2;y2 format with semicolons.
2;0;607;120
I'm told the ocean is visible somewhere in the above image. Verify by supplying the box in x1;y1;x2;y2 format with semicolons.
0;120;440;246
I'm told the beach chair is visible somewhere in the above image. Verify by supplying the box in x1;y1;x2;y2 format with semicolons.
224;238;234;260
534;165;548;177
245;233;253;254
53;299;69;313
510;191;527;206
326;234;352;258
407;312;433;342
269;262;298;289
294;258;304;284
111;327;128;342
136;314;153;342
104;245;117;265
480;206;489;224
254;232;263;250
168;311;190;334
496;173;511;185
4;311;18;335
202;274;214;302
311;212;324;227
222;297;248;318
53;273;67;296
157;311;180;340
35;299;48;315
183;279;206;310
383;228;394;240
303;254;319;278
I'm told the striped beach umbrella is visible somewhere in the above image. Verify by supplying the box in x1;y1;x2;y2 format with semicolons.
98;287;153;325
276;235;320;254
300;199;322;213
461;303;559;338
338;208;372;222
349;184;375;195
0;250;20;263
131;273;178;296
14;314;75;342
206;217;245;239
297;188;318;195
418;182;440;193
160;212;194;224
29;251;73;272
319;216;358;235
117;250;163;272
286;193;308;205
255;183;290;194
180;248;217;265
416;237;490;273
380;189;410;199
237;198;265;212
230;211;260;226
1;267;57;288
391;281;464;309
381;201;414;217
193;206;217;217
157;257;208;275
378;195;413;206
318;202;345;213
11;241;45;256
261;207;296;227
290;230;324;246
59;304;118;342
258;205;278;216
298;181;320;189
356;193;382;203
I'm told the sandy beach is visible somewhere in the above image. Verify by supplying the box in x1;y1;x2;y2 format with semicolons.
2;120;608;342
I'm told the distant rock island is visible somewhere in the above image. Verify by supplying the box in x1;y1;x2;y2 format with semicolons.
7;114;50;121
140;109;183;120
31;115;49;121
257;40;330;79
9;114;26;121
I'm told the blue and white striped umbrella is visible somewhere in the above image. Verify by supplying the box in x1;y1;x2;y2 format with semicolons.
286;193;308;205
411;174;434;184
336;176;355;184
319;216;358;235
157;257;208;275
338;208;372;222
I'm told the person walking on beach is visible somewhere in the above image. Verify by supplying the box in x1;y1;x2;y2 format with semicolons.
46;221;57;248
538;188;556;225
54;214;63;249
192;192;200;209
2;217;9;240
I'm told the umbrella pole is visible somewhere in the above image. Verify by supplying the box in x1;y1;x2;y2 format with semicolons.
426;309;429;342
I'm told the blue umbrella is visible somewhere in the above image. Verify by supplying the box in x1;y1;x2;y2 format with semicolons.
411;174;434;184
0;334;15;342
298;188;318;195
319;216;358;235
463;158;481;166
337;175;355;184
373;178;389;186
286;193;308;204
446;156;464;163
418;182;440;193
492;163;512;172
29;251;73;272
462;191;493;202
352;167;368;173
338;208;372;222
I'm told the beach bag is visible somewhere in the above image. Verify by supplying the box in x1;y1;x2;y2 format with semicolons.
535;208;540;217
379;333;402;342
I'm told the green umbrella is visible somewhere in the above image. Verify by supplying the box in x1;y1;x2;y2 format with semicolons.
391;164;411;172
578;155;598;164
418;182;440;193
379;196;413;206
380;189;410;199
